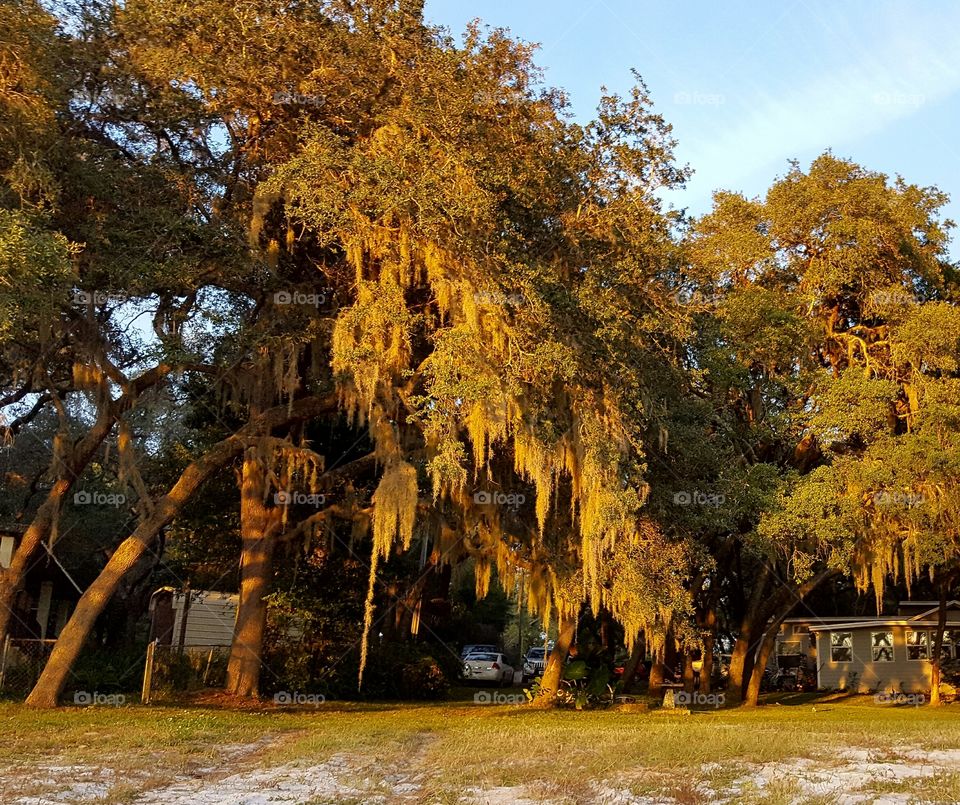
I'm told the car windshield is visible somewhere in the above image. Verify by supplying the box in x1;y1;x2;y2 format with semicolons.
466;653;498;662
527;649;545;657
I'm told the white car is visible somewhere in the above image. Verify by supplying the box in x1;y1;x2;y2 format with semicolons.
461;643;498;660
463;652;514;686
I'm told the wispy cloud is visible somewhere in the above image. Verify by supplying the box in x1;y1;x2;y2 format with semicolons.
666;5;960;210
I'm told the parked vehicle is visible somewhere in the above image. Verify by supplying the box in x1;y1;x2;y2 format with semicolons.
460;643;498;660
522;646;548;682
463;652;514;686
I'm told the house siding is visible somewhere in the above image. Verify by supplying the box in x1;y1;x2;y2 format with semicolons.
777;622;816;658
171;592;237;647
816;627;932;693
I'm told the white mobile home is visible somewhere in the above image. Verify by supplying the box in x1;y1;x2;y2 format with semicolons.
810;603;960;693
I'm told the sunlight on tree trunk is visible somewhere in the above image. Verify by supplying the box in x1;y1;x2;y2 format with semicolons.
931;586;948;707
648;652;665;699
25;524;161;707
533;615;576;707
699;608;716;694
0;490;63;643
744;626;778;707
225;451;279;698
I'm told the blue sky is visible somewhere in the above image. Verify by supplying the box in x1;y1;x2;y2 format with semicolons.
425;0;960;256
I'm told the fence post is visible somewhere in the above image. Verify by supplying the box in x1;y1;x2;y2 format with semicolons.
202;647;215;685
142;639;157;704
0;635;9;693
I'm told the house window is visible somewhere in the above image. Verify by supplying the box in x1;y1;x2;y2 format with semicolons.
937;631;955;661
948;631;960;660
871;631;894;662
830;632;853;662
906;629;929;660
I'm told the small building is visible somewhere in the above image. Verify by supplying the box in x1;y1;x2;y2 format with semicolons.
0;523;79;640
774;616;869;669
809;602;960;693
149;588;238;648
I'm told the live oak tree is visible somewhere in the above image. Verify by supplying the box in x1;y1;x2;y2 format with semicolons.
9;0;697;706
687;153;959;705
10;1;959;711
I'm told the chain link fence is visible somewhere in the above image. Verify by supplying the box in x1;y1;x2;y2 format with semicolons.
0;638;56;697
142;642;231;703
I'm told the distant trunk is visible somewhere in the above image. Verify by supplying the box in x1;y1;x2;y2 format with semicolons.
699;608;716;694
620;637;644;693
0;491;64;643
534;614;576;707
727;565;771;702
600;609;612;652
742;567;837;707
682;651;695;693
931;587;948;707
225;451;280;698
743;624;779;707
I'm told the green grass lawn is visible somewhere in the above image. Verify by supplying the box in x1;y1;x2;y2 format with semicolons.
2;692;959;803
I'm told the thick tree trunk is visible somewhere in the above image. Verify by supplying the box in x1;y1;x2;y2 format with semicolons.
742;567;837;708
682;650;695;693
727;565;771;702
533;614;576;707
743;625;778;706
648;650;665;699
225;452;280;698
740;641;759;699
24;396;334;707
25;508;172;706
931;586;948;707
620;637;644;694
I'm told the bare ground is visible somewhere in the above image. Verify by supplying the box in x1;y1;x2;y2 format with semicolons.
8;736;960;804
